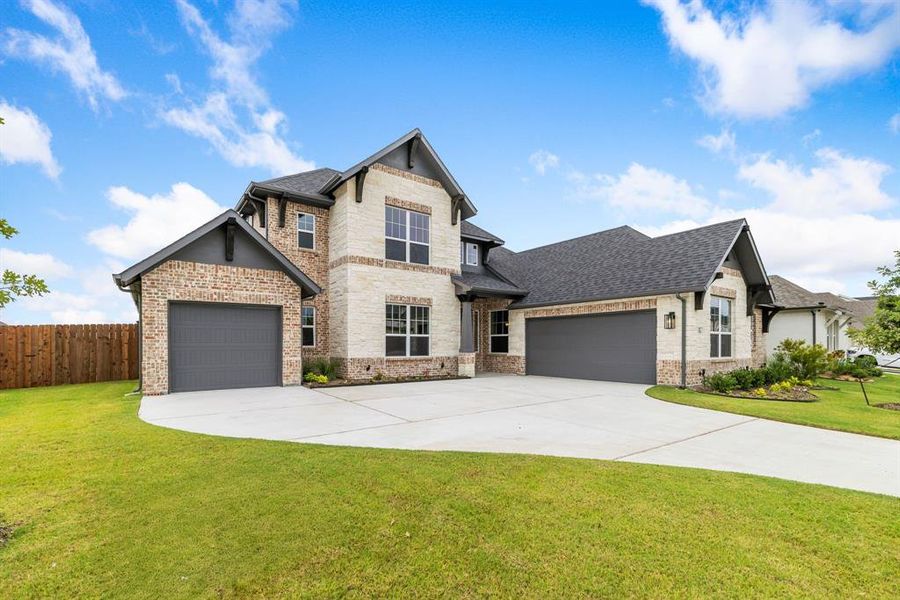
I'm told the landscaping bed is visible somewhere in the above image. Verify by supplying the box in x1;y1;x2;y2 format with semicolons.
697;385;817;402
305;374;467;388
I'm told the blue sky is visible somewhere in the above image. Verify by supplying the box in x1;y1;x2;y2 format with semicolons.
1;0;898;324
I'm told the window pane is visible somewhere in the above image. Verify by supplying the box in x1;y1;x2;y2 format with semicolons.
386;238;406;261
302;327;315;347
460;241;465;263
386;336;406;356
386;304;407;335
410;306;429;335
298;231;314;249
720;334;732;357
409;242;429;265
710;301;720;332
720;299;731;332
490;335;508;354
410;336;429;356
409;212;429;244
385;206;406;239
302;307;315;326
297;214;315;232
491;310;509;335
473;312;480;352
710;334;719;358
466;243;478;265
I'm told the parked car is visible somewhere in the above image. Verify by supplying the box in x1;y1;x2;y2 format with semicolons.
846;348;900;370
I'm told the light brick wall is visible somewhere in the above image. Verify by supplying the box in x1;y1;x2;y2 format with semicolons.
326;163;462;379
140;260;303;395
473;297;523;374
262;198;331;360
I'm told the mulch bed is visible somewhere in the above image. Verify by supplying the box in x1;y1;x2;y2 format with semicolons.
305;375;468;389
821;374;879;383
875;403;900;411
696;387;818;403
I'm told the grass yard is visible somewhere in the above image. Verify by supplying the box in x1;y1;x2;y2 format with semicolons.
1;382;898;599
647;373;900;440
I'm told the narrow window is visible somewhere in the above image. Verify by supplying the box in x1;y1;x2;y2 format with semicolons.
474;310;480;352
385;206;429;265
297;213;315;249
490;310;509;353
386;304;430;357
710;297;732;358
464;242;479;266
302;306;315;347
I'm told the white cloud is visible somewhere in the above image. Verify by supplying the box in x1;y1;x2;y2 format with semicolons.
801;128;822;146
162;0;312;176
528;150;560;175
738;147;894;214
87;183;225;260
645;0;900;118
0;248;73;278
889;112;900;134
19;289;134;324
697;128;736;155
0;101;61;178
570;163;711;218
2;0;126;110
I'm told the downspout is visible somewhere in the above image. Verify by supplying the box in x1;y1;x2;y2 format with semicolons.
810;310;817;345
675;293;687;388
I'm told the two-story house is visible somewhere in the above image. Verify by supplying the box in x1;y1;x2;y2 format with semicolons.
114;129;775;395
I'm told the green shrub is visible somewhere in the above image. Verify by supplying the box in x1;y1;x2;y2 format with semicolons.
855;355;878;370
303;357;339;379
304;372;328;384
705;372;738;393
731;368;764;390
774;339;829;380
763;355;795;384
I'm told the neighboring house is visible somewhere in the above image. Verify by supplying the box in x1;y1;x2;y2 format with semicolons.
766;275;874;356
114;129;774;395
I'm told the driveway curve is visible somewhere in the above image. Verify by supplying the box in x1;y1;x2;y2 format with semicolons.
140;375;900;497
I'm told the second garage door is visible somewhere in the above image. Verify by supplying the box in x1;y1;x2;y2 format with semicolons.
525;310;657;384
168;302;282;393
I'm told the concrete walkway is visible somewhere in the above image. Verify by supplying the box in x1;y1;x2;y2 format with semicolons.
140;375;900;497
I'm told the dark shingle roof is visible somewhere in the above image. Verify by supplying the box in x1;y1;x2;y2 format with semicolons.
255;168;341;196
461;221;504;244
452;270;527;296
489;220;747;308
770;275;871;316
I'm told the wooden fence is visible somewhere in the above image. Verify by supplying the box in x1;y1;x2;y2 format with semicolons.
0;324;138;389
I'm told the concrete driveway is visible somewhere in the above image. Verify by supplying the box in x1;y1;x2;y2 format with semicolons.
140;374;900;497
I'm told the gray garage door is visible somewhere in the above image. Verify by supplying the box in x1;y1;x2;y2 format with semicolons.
168;302;282;393
525;310;656;384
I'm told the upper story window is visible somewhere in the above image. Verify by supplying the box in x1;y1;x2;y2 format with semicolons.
297;213;315;249
385;206;429;265
710;297;732;358
460;242;479;266
386;303;430;356
302;306;315;347
490;309;509;353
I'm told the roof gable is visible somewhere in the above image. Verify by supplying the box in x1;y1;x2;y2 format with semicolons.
113;210;321;297
489;219;771;308
320;129;477;219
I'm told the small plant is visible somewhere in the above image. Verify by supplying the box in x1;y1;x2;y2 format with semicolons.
705;372;738;393
763;355;795;385
800;379;814;388
303;357;339;379
752;387;767;397
372;370;385;382
304;372;328;384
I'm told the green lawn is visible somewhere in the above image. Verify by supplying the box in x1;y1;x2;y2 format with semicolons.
1;383;898;599
647;373;900;440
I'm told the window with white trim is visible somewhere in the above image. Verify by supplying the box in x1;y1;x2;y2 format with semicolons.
386;304;430;356
302;306;315;347
826;320;839;351
490;310;509;353
297;213;315;249
710;297;732;358
385;206;429;265
460;242;479;266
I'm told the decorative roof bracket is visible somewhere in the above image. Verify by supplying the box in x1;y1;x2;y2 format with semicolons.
355;166;369;203
408;134;421;168
278;195;287;227
225;217;236;262
451;194;464;226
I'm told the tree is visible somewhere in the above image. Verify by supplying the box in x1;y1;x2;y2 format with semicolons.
1;218;50;309
848;250;900;354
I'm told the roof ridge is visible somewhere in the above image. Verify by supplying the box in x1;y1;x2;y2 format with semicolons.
648;218;746;241
512;225;643;255
257;167;339;185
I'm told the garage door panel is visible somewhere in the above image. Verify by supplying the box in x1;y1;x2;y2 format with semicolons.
168;303;281;392
526;311;656;384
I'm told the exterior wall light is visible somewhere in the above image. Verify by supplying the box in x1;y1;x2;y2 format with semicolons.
664;311;676;329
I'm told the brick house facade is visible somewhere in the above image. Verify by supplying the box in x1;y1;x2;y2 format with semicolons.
116;129;775;394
